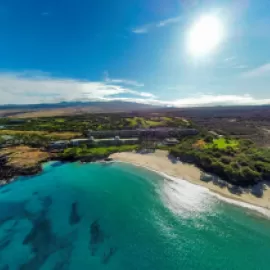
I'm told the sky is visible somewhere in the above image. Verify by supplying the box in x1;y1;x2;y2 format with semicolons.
1;0;270;107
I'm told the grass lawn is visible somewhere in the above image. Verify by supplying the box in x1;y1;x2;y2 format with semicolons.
161;117;172;121
206;138;239;149
0;130;80;139
128;117;139;127
127;117;176;128
127;117;148;128
63;145;138;157
55;118;65;123
145;120;163;127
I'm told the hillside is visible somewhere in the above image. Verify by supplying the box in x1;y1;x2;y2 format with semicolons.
0;101;159;118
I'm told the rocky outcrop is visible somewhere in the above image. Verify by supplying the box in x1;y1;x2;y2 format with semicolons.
0;147;50;184
56;154;109;163
0;161;42;185
0;147;110;185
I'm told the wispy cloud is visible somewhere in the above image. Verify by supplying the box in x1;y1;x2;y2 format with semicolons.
219;57;248;70
242;63;270;78
103;71;144;87
132;16;181;34
0;71;153;104
132;27;149;34
224;57;235;62
101;94;270;108
232;65;248;69
156;16;182;27
167;94;270;107
1;71;269;107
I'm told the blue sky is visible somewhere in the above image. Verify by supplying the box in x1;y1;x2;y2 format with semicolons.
1;0;270;106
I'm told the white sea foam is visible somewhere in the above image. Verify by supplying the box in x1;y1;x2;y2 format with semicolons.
209;192;270;218
115;160;270;218
160;172;270;219
159;174;216;218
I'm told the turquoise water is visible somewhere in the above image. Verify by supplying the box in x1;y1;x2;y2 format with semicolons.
0;161;270;270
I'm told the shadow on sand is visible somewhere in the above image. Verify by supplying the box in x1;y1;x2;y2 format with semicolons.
200;172;270;199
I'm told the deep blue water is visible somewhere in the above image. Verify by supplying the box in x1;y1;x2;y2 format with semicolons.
0;161;270;270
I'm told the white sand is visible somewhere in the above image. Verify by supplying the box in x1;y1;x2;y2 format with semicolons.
110;150;270;210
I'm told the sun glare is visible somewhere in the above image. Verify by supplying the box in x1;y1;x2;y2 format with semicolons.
187;15;224;57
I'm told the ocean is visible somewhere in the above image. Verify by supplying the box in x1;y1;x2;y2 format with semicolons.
0;161;270;270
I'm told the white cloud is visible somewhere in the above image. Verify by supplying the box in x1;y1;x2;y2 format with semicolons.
156;16;182;27
242;63;270;78
132;16;181;34
103;71;144;87
100;94;270;108
1;71;269;108
233;65;248;69
0;71;153;104
132;27;149;34
224;57;235;62
168;94;270;107
105;78;144;87
220;57;248;70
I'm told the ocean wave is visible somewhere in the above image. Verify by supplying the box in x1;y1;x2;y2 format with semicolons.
159;175;216;219
160;172;270;219
114;161;270;219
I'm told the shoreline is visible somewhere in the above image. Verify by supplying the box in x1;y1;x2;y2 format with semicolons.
1;147;270;216
110;150;270;214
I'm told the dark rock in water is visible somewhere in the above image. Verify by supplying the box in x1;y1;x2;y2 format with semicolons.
22;216;58;267
21;215;76;270
4;220;19;234
0;163;42;184
0;223;17;253
51;161;63;168
52;244;73;270
0;188;11;194
52;260;69;270
0;265;9;270
0;236;12;250
101;247;118;264
90;220;104;245
69;202;81;225
89;220;105;255
20;252;52;270
21;192;77;270
23;218;53;246
40;196;53;209
0;217;13;228
0;200;28;226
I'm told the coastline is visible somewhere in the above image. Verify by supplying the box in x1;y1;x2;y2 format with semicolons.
1;146;270;215
110;150;270;212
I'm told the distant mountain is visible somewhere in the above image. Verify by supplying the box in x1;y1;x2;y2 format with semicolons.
0;101;157;110
0;101;160;118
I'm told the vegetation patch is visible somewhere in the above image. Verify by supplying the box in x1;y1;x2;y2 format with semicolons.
205;138;239;149
0;130;80;140
170;135;270;186
145;120;163;127
62;145;138;159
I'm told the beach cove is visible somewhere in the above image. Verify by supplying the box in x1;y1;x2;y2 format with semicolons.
0;161;270;269
110;150;270;212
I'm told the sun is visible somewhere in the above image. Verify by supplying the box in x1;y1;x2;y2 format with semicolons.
187;15;224;57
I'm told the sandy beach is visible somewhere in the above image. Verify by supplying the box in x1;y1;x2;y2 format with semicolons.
110;150;270;210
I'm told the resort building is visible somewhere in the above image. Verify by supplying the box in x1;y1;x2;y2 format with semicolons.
88;128;198;139
163;138;179;145
49;140;70;149
71;137;139;146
